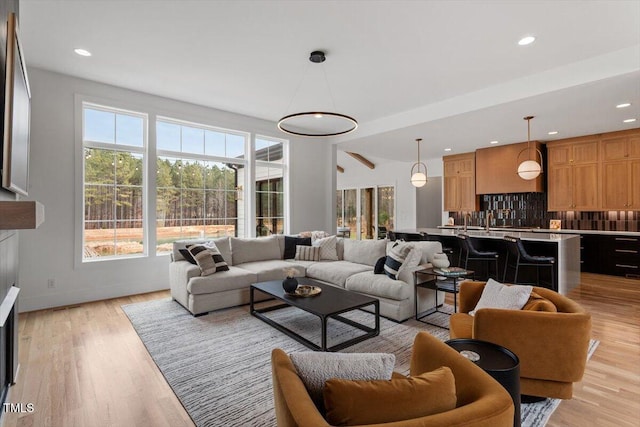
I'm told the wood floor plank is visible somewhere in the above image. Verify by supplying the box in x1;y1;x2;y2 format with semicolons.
3;273;639;426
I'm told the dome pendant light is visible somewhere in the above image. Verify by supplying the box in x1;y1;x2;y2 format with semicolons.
277;51;358;137
517;116;543;180
410;138;428;187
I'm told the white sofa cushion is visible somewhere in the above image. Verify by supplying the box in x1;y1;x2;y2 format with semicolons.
187;266;257;294
237;260;305;282
345;271;412;301
343;239;387;266
306;261;371;287
231;236;281;265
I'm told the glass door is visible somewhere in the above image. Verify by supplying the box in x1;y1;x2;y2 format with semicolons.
337;186;395;240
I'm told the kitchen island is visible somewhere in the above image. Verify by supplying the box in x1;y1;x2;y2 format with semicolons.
392;228;581;295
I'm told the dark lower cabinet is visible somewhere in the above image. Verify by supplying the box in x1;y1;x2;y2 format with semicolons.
580;234;640;278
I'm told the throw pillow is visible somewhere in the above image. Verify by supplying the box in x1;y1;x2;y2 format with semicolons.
187;243;230;276
384;243;412;279
522;291;558;312
470;278;532;316
289;352;395;413
374;256;386;274
178;249;197;265
284;236;312;259
312;235;339;261
295;245;320;261
324;367;457;426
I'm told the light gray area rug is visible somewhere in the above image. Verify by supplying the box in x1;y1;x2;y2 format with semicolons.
122;299;598;427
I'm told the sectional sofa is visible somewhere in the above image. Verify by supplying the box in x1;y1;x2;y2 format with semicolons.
169;235;443;322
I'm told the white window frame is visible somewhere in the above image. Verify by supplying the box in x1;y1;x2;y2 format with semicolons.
155;116;249;250
252;134;289;237
74;96;290;265
77;99;149;264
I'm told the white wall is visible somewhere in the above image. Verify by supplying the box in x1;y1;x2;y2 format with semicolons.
19;68;334;312
336;154;443;231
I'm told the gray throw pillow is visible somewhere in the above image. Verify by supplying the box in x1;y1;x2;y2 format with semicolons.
289;352;395;413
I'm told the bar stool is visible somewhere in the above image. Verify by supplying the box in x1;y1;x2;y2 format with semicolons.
421;232;455;265
457;234;500;280
503;236;555;290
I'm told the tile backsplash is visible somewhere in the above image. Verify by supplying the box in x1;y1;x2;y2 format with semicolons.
449;193;639;232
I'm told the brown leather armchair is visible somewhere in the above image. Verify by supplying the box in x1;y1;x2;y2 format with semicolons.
450;280;592;399
271;331;514;427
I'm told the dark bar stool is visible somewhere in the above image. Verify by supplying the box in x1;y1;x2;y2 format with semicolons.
421;232;455;264
503;236;555;290
457;234;499;280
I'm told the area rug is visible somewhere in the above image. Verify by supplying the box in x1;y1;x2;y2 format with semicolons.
122;299;598;427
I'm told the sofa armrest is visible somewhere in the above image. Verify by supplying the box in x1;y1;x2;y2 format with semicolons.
169;261;201;309
473;309;591;382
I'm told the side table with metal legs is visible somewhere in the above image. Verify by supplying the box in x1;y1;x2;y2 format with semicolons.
414;268;473;328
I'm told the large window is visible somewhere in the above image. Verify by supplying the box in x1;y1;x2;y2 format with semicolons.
156;118;247;253
80;100;289;262
255;136;286;236
82;105;146;259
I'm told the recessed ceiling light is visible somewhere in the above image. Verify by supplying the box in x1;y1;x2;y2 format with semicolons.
616;103;631;108
548;131;559;135
518;36;536;46
444;148;452;152
490;140;499;144
74;48;92;57
623;118;637;123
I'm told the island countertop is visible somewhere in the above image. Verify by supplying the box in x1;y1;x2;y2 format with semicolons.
436;225;640;237
392;228;580;295
397;228;580;243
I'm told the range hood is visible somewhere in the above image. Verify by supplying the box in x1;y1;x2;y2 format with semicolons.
475;141;544;194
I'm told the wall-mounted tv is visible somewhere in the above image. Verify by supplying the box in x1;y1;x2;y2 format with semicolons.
2;12;31;196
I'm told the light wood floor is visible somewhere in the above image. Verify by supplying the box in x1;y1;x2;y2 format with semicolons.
3;273;639;427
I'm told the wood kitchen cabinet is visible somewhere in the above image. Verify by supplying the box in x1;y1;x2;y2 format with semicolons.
547;137;599;211
443;152;478;212
475;141;544;194
601;134;640;210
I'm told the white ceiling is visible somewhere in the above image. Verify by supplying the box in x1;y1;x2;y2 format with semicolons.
20;0;640;163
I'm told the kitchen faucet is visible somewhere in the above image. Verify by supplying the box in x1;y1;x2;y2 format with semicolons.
463;212;472;232
486;211;494;232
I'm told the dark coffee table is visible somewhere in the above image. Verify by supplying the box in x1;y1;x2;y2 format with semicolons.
250;279;379;352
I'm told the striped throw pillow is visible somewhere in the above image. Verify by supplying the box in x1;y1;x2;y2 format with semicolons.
295;245;320;261
187;244;230;276
384;244;412;279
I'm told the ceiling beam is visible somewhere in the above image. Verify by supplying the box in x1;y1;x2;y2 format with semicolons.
337;165;344;173
345;152;375;170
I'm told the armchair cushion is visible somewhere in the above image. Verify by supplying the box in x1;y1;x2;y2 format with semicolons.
522;291;558;312
469;279;532;315
324;367;457;426
289;352;395;413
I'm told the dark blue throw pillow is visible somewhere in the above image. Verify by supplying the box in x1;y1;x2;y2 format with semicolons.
374;256;386;274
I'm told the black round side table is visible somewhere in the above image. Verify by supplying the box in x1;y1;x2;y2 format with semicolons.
445;338;521;427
